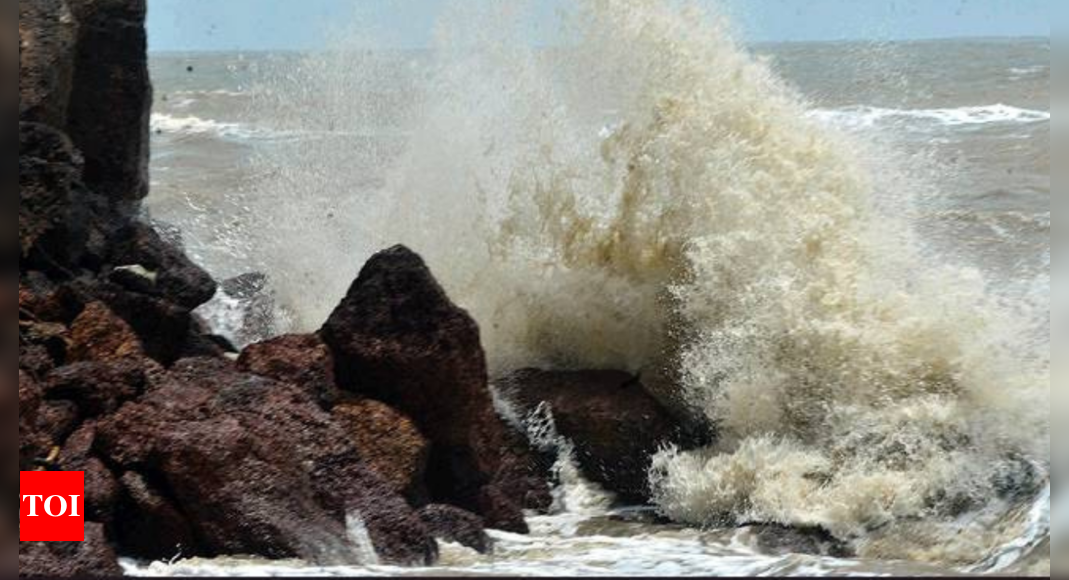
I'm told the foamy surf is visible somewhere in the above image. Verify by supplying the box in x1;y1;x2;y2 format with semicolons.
156;0;1048;574
151;113;259;140
809;104;1050;132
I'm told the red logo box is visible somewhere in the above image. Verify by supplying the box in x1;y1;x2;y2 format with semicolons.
20;471;85;542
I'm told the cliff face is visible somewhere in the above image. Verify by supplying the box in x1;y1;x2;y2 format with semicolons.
20;0;151;209
15;2;550;575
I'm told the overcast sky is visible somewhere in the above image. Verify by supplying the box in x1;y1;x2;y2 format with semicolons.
147;0;1051;52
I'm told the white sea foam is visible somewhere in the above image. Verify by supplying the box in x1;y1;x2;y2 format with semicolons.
151;113;258;140
809;104;1050;132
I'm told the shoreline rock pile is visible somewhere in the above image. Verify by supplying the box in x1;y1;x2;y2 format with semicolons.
15;1;700;576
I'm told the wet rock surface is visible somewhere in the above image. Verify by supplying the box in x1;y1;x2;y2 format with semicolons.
749;525;855;559
19;522;124;578
107;223;217;310
499;369;686;503
93;357;437;565
321;246;547;530
333;399;430;500
417;505;492;554
238;334;339;408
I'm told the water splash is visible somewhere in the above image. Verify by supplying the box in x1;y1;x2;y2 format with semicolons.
224;0;1048;567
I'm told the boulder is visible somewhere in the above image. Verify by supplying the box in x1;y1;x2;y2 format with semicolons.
114;471;196;562
18;522;123;578
94;358;437;565
19;271;85;325
417;505;491;554
320;246;533;530
18;0;79;128
107;222;216;310
20;342;60;380
57;423;120;525
238;334;339;408
220;272;275;346
67;301;144;363
44;359;153;419
73;279;204;365
748;525;854;558
36;400;80;451
20;320;69;365
498;369;684;503
65;0;152;207
333;400;429;500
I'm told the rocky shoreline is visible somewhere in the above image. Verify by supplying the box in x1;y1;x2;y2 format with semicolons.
15;1;705;576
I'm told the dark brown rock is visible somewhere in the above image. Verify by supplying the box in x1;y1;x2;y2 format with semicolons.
17;371;45;473
417;505;491;554
114;471;195;562
75;279;201;365
499;369;683;503
107;223;217;310
333;399;429;500
20;343;59;380
58;423;120;525
19;271;84;325
320;246;531;530
18;522;123;578
749;524;854;558
475;485;528;534
94;358;436;565
36;399;80;449
18;0;79;127
44;359;152;419
238;334;339;408
18;122;85;262
67;301;144;363
65;0;152;207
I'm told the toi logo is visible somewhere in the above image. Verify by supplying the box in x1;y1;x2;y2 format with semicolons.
20;471;85;542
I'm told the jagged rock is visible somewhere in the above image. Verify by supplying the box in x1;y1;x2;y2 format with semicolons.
108;223;216;310
19;321;69;367
417;505;491;554
19;343;57;382
67;301;144;363
475;485;528;534
44;359;154;419
65;0;152;207
74;279;203;366
18;271;84;324
57;423;120;525
749;525;854;558
220;272;275;346
489;425;555;513
36;400;80;450
320;246;536;531
18;522;123;578
238;334;339;408
333;399;429;500
114;471;196;562
222;272;267;299
18;0;79;127
499;369;684;503
94;358;437;565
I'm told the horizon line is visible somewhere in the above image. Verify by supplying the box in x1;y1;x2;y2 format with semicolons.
148;34;1051;55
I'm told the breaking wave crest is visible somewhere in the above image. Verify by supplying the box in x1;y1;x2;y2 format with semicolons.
809;104;1050;132
230;0;1048;567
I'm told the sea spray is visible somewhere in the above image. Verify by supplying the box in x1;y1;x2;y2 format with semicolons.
231;0;1048;564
